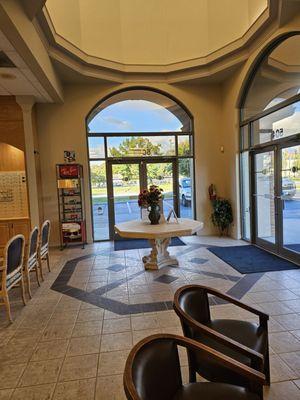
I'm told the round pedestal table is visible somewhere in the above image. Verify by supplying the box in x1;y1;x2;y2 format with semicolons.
115;218;204;270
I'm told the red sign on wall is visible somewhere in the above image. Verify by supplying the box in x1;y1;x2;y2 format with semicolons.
59;164;79;178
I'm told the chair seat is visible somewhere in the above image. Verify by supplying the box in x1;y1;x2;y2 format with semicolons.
193;319;267;386
173;382;260;400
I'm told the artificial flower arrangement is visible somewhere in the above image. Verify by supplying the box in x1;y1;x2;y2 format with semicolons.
138;185;164;224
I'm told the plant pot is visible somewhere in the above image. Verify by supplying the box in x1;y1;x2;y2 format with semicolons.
148;204;161;225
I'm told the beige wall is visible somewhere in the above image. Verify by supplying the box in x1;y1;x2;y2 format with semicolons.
36;15;300;246
36;82;229;245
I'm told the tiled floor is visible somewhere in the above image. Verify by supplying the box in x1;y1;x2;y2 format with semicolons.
1;236;300;399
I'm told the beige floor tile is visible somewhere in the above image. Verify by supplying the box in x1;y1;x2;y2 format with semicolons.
0;338;36;365
0;389;13;399
72;321;102;337
280;352;300;374
273;314;300;330
101;332;132;352
53;378;96;400
98;350;129;376
264;381;300;399
132;329;161;344
258;302;293;316
102;317;131;334
269;332;300;353
59;354;98;382
95;374;126;400
67;335;101;356
41;324;74;341
0;364;26;390
131;314;159;331
19;359;63;387
270;355;299;382
31;340;69;361
77;309;104;323
11;384;55;400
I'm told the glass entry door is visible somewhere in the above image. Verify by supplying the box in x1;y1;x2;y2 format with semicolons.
145;161;176;218
280;144;300;262
253;149;276;250
252;144;300;263
107;159;177;239
108;162;142;238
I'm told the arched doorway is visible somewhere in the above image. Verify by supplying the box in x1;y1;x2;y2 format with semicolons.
86;88;195;240
240;34;300;264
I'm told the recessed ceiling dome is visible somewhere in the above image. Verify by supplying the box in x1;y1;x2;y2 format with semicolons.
45;0;268;67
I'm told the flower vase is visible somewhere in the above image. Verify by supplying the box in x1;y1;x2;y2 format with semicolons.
148;204;160;225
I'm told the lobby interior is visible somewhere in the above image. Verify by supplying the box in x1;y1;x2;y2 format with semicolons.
0;0;300;399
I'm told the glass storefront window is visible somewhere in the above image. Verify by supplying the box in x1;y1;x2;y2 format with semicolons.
178;135;192;156
241;35;300;121
88;137;105;159
252;101;300;145
107;136;176;157
241;151;250;240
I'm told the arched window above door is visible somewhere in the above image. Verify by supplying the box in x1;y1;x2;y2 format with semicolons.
241;35;300;122
87;89;192;133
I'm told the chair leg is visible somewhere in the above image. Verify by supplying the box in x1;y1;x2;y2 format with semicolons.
39;256;44;281
3;292;12;323
35;266;41;286
26;270;32;299
46;253;51;272
188;366;196;383
20;277;26;306
264;346;270;386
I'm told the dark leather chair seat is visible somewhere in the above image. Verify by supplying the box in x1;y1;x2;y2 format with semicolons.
173;382;260;400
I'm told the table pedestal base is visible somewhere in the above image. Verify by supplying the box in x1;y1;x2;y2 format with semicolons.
142;238;178;270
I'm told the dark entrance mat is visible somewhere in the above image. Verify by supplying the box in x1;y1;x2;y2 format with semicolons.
114;237;186;251
208;245;299;274
286;244;300;253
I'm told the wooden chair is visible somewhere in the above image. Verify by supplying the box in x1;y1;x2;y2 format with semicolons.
124;333;265;400
173;285;270;388
0;234;26;322
24;226;40;298
39;220;51;280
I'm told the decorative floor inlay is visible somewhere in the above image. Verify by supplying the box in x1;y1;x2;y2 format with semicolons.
50;243;265;315
154;274;179;284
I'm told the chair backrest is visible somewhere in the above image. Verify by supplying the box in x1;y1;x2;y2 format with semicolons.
124;336;182;400
41;220;51;248
4;235;25;277
28;226;39;260
174;285;211;329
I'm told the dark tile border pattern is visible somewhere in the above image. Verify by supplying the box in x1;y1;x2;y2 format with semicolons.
51;245;264;315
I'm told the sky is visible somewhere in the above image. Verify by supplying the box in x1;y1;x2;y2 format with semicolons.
88;99;186;157
88;100;183;133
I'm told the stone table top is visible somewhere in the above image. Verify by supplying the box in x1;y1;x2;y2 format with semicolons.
115;218;204;240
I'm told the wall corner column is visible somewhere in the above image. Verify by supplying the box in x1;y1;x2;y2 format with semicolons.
16;95;40;228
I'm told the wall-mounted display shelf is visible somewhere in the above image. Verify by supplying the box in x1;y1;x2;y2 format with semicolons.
56;164;86;249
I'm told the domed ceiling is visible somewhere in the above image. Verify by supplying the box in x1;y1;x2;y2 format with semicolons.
44;0;268;69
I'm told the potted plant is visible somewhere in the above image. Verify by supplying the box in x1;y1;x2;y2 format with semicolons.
209;185;233;236
138;185;164;225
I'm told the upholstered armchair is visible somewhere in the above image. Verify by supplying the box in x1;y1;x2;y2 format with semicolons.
123;333;265;400
173;285;270;388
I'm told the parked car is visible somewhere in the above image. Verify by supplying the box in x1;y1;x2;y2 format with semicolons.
179;178;192;206
282;177;297;199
